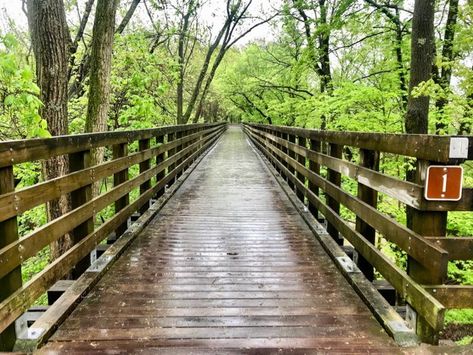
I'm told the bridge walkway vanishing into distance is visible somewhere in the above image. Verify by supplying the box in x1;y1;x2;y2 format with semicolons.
37;126;400;353
0;124;472;353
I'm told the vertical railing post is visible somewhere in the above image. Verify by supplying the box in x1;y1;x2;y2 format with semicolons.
308;138;321;221
155;134;165;199
175;131;183;179
355;149;380;281
0;166;21;351
296;136;306;202
69;150;93;278
288;134;296;190
139;138;151;214
274;130;282;175
407;159;448;344
327;143;343;245
167;132;176;186
280;132;289;182
113;143;129;239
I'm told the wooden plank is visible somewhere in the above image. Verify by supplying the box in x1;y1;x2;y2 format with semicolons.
0;126;222;223
425;237;473;260
113;143;129;238
296;136;306;202
139;138;151;214
407;159;448;343
248;133;445;331
0;123;224;168
423;285;473;309
0;166;21;351
0;127;223;335
327;143;343;245
245;123;459;163
355;149;380;281
287;134;296;190
69;150;93;279
155;134;165;199
308;138;321;219
0;129;222;280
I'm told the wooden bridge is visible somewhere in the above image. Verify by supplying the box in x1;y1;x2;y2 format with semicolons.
0;124;472;353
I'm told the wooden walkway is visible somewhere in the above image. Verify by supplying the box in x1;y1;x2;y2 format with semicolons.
39;126;398;353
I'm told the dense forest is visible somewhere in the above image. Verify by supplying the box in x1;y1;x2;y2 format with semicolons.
0;0;472;344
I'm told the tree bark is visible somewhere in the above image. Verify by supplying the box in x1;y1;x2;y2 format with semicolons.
405;0;436;134
27;0;72;260
84;0;119;201
69;0;139;98
85;0;119;135
434;0;459;133
176;1;195;124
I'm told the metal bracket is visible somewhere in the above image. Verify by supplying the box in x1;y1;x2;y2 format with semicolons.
405;303;417;330
87;255;113;273
336;256;361;273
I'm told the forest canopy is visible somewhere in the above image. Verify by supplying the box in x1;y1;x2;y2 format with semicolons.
0;0;471;136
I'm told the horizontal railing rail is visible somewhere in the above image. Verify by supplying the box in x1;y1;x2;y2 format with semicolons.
243;122;472;344
0;122;227;350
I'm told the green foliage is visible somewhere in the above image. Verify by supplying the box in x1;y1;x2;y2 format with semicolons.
0;34;49;139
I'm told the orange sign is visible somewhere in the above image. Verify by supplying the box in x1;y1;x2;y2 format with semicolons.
425;166;463;201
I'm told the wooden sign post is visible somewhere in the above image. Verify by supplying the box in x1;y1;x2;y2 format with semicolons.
424;166;463;201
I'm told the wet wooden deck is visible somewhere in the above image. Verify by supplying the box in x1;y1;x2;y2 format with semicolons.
39;126;398;353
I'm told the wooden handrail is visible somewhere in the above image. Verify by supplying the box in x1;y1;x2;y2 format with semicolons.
243;122;472;344
247;123;472;163
0;123;223;167
0;123;227;343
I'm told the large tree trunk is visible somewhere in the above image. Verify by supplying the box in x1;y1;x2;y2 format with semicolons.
405;0;436;134
69;0;139;98
176;1;194;124
27;0;72;260
85;0;119;199
434;0;459;133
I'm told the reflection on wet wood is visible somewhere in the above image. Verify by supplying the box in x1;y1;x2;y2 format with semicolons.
39;127;397;353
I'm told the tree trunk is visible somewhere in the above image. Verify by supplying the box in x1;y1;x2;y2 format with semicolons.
405;0;436;134
435;0;459;133
85;0;119;199
85;0;118;134
27;0;72;260
176;1;194;124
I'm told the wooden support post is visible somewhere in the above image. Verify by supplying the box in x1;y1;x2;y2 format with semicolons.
355;149;380;281
113;143;129;239
155;135;165;199
271;130;279;170
288;134;296;190
274;131;281;174
0;166;21;351
167;132;176;186
69;150;93;279
175;131;183;179
296;136;307;203
327;143;343;245
280;133;289;182
407;159;448;344
139;138;151;214
308;139;321;221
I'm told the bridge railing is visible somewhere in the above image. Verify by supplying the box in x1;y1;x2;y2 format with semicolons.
244;122;472;344
0;122;226;349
